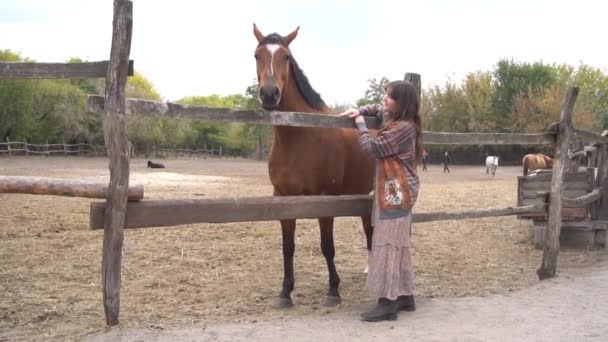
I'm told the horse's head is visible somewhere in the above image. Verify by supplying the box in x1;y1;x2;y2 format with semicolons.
252;24;300;110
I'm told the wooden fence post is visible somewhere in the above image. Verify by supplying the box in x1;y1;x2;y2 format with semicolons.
45;140;49;157
597;140;608;248
404;72;421;100
6;137;11;158
258;131;263;161
101;0;133;326
598;142;608;221
537;87;578;280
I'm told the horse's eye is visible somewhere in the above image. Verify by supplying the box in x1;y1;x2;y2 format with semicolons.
254;54;259;60
284;55;290;62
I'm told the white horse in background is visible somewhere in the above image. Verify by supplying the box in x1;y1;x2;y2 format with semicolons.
485;156;499;176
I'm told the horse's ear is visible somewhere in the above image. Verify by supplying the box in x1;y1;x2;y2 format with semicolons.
284;26;300;46
253;23;265;43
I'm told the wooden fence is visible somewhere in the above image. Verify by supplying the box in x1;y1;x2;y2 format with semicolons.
0;139;228;159
157;146;223;158
2;0;608;327
0;138;104;157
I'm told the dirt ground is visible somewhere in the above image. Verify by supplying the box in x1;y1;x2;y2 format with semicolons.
0;157;606;341
86;256;608;342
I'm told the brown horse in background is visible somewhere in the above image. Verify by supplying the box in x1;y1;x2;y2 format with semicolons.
522;153;553;175
253;24;375;309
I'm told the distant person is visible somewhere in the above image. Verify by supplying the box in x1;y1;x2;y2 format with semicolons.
442;152;451;173
422;150;429;171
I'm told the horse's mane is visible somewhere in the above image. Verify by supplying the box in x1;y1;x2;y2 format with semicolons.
258;33;326;110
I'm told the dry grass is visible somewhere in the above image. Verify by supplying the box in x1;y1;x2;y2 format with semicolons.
0;157;603;341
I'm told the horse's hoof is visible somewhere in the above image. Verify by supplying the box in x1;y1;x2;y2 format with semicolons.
363;264;369;274
271;297;294;309
323;295;342;307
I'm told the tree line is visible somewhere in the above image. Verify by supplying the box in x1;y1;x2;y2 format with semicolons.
1;48;607;162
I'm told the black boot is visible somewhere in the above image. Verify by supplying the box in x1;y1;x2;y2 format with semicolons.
360;298;398;322
396;295;416;312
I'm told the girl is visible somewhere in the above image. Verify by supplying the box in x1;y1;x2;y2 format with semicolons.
340;80;422;322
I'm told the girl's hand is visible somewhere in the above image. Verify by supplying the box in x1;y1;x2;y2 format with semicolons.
338;109;360;118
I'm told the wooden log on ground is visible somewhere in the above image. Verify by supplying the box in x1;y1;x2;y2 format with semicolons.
0;61;133;79
89;195;545;230
0;176;143;200
538;87;578;280
101;0;133;327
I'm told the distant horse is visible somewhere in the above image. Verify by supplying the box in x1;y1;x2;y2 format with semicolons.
522;153;552;176
147;160;165;169
253;24;374;309
485;156;499;176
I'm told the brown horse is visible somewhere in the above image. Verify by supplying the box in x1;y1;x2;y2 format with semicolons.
522;153;553;175
253;24;375;309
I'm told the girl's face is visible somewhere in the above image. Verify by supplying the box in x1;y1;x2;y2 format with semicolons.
383;88;398;114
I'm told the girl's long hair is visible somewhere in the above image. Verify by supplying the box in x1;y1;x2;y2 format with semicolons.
385;80;423;164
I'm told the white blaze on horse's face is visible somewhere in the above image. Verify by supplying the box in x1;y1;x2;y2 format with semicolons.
266;44;280;77
254;43;291;109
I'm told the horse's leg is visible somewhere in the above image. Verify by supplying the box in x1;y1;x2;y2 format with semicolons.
319;217;341;306
361;215;373;274
271;218;296;309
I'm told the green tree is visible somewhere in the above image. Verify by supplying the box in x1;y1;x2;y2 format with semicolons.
175;94;245;154
239;83;272;159
427;81;470;132
571;64;608;129
508;63;602;133
126;72;162;100
463;71;495;132
492;59;557;131
356;77;389;106
0;50;35;141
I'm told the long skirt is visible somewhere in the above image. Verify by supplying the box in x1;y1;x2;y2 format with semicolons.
365;195;415;300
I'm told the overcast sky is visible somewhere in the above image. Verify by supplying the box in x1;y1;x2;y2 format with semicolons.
1;0;607;105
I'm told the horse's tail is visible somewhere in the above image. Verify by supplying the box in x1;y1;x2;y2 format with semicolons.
522;155;529;176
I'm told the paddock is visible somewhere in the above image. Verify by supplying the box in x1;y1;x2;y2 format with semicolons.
0;157;603;340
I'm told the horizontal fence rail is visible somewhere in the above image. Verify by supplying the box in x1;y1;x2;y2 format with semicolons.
561;187;602;207
89;195;547;229
158;147;222;157
87;95;556;145
571;127;608;144
0;61;134;79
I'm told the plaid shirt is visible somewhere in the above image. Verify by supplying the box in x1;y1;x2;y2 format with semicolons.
356;104;420;217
